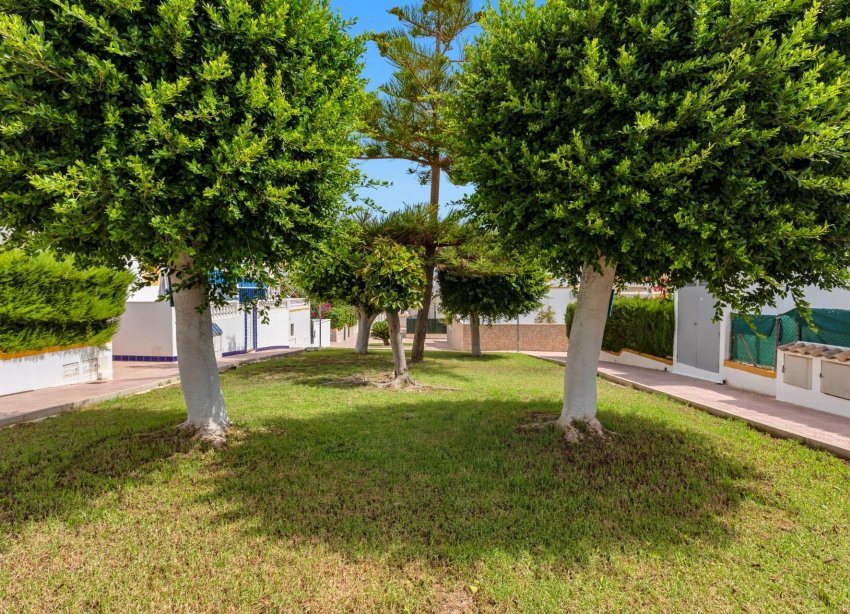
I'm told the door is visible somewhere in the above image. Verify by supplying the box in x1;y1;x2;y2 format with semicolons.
677;284;721;373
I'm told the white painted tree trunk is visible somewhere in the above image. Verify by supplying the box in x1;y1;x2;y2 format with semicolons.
354;307;377;354
172;273;229;445
557;260;617;440
469;312;482;357
386;309;413;385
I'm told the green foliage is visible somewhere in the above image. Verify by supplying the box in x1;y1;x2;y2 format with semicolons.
362;0;477;191
566;297;674;358
370;320;391;345
328;304;356;330
0;0;366;300
292;215;425;316
292;219;376;317
0;251;132;353
438;229;549;322
439;264;548;323
450;0;850;314
534;306;556;324
361;240;425;313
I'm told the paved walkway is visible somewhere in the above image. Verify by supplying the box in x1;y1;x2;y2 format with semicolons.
526;351;850;460
0;348;303;428
331;333;453;351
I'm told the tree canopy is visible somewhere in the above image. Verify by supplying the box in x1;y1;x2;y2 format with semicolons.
438;242;549;323
0;0;366;300
450;0;850;313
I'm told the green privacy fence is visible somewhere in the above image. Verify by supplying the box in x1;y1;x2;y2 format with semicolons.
731;308;850;369
406;317;447;334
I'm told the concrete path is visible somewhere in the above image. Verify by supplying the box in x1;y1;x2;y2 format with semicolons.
0;348;303;429
526;351;850;460
331;334;453;351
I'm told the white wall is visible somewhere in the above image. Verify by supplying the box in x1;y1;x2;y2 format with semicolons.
257;306;291;349
309;319;332;348
0;345;112;396
776;350;850;419
213;304;245;356
600;350;670;371
290;308;312;348
518;286;574;324
722;363;777;397
112;300;176;358
770;286;850;314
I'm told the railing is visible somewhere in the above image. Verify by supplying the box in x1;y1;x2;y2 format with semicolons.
211;302;239;319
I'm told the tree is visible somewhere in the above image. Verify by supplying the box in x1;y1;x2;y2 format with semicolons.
0;0;365;443
292;220;382;354
438;242;549;356
362;0;478;363
450;0;850;440
377;202;467;361
361;240;425;386
294;221;425;382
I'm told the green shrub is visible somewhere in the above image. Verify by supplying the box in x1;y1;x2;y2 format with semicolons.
566;297;674;358
370;320;391;346
0;251;133;354
329;304;357;330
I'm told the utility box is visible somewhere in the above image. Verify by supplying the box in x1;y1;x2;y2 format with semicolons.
783;354;812;389
821;360;850;400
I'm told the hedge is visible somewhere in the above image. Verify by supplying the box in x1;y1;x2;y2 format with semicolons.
0;251;133;354
566;296;674;358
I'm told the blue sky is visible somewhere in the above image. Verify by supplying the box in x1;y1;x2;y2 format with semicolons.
329;0;488;212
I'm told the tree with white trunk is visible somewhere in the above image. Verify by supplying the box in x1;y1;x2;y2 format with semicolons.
361;240;426;387
292;218;382;355
0;0;366;444
294;216;425;383
450;0;850;440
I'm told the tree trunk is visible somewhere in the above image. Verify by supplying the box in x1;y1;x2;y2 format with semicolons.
172;271;229;446
411;255;435;363
429;163;440;220
385;310;414;387
470;312;482;357
354;307;377;354
557;260;617;442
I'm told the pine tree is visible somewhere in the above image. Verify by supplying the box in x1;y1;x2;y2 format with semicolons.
362;0;477;363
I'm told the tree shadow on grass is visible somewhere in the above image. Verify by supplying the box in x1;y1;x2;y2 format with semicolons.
229;350;474;388
0;401;196;535
205;398;759;566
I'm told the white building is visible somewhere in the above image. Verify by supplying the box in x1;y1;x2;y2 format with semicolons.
112;281;327;362
673;283;850;419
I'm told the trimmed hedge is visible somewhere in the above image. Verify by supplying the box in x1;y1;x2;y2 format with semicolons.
0;251;133;354
566;297;674;358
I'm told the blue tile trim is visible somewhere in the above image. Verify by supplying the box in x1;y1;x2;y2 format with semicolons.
256;345;291;352
221;350;248;357
113;355;178;362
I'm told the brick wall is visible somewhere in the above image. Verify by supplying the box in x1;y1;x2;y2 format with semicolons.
447;322;568;352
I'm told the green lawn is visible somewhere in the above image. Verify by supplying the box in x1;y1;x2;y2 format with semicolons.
1;350;848;612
